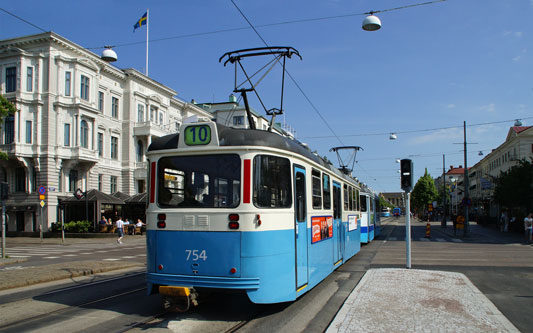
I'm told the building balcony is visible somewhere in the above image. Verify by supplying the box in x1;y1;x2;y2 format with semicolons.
134;161;147;178
134;121;174;138
0;143;38;157
58;146;99;163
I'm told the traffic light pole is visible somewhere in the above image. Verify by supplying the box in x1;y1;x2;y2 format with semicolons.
405;192;411;269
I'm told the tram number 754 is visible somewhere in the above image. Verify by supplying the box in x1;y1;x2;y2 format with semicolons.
185;249;208;261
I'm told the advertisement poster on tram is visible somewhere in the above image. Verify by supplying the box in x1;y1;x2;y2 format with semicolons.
311;216;333;243
348;215;357;231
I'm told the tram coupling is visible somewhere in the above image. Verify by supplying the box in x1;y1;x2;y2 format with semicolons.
160;286;199;312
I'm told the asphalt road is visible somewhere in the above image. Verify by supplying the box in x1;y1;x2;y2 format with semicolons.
1;218;531;332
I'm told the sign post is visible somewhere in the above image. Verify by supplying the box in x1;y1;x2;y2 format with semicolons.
1;182;8;258
39;186;46;241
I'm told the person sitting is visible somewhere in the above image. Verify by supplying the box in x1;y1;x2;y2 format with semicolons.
178;187;202;207
98;216;107;232
134;219;145;235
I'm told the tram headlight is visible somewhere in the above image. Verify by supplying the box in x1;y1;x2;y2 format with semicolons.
157;213;166;228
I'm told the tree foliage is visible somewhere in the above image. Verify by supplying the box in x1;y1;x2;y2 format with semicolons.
0;94;16;160
494;159;533;211
410;168;438;213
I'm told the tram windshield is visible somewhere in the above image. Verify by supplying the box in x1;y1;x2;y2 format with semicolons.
157;154;241;208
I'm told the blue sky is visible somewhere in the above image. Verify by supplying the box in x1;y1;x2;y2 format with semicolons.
2;0;533;193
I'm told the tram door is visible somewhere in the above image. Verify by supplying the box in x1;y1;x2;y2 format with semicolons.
294;166;308;289
333;182;343;264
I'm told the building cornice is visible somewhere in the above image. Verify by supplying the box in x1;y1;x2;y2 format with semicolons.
124;68;177;96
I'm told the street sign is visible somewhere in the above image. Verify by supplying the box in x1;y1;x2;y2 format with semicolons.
39;195;45;200
40;200;45;208
38;186;46;195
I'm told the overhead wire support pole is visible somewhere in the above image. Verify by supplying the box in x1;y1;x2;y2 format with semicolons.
463;121;470;236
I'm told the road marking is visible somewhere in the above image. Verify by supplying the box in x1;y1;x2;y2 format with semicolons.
451;239;464;243
388;237;397;241
419;238;430;241
7;255;30;258
136;254;146;257
63;254;77;257
436;238;446;242
122;256;136;259
103;258;121;261
44;256;61;259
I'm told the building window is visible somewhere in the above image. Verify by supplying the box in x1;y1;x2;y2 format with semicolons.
26;67;33;92
110;176;117;193
137;140;144;162
4;116;14;144
137;104;144;122
150;106;157;123
58;170;62;192
111;97;119;118
15;168;25;192
69;170;78;192
111;136;118;159
6;67;16;93
80;75;89;100
98;174;103;191
175;122;180;132
98;132;103;157
80;120;89;148
25;120;32;144
64;123;71;146
98;91;104;111
65;72;71;96
137;179;145;193
159;112;163;125
233;116;244;126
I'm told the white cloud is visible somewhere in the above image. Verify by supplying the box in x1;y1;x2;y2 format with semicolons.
447;104;456;109
502;30;523;38
478;103;495;113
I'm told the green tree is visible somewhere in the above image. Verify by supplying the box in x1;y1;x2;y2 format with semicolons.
494;159;533;212
0;94;17;160
411;168;438;214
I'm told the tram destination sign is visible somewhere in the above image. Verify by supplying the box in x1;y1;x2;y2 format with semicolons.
184;125;211;146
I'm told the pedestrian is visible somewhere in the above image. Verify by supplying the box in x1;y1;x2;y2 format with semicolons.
500;211;509;232
116;216;129;244
523;213;533;244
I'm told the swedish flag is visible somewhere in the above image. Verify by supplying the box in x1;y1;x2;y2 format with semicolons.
133;12;147;31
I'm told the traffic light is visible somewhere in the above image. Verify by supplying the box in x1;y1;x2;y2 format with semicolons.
400;159;413;192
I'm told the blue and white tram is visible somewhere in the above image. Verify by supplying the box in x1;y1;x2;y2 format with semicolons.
145;121;362;306
373;194;381;237
359;192;374;243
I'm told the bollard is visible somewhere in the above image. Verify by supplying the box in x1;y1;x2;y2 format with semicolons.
425;222;431;238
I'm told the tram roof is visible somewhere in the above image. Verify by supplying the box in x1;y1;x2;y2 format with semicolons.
148;123;358;185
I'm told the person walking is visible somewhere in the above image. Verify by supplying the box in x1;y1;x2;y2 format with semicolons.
116;216;129;244
500;211;509;232
524;213;533;244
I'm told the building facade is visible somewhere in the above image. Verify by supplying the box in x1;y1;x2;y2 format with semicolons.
0;32;212;231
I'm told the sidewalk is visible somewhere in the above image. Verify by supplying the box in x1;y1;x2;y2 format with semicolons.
326;268;519;332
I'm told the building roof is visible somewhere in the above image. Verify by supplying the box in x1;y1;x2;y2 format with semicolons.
511;126;532;134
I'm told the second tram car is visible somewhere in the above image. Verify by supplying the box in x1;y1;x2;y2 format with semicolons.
145;121;363;305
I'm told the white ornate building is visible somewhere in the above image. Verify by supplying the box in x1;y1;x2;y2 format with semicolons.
0;32;212;232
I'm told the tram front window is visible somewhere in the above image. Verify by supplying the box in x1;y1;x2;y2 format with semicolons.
158;154;241;208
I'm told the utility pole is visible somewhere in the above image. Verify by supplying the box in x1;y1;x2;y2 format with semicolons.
463;121;470;236
442;154;446;228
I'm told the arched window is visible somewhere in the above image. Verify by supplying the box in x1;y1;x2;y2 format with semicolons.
80;120;89;148
137;140;144;162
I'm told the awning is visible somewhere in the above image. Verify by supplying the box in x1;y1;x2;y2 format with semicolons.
125;192;147;204
61;189;125;204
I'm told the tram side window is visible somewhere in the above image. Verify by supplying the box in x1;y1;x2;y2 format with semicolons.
343;184;349;210
322;173;331;210
349;186;353;211
253;155;291;208
360;195;367;212
158;154;241;208
312;169;321;209
356;189;360;211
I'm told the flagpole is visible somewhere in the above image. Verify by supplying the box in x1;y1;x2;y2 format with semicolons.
146;8;149;76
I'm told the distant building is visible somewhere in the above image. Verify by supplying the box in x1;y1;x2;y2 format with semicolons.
381;192;404;210
0;32;212;231
469;126;533;217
